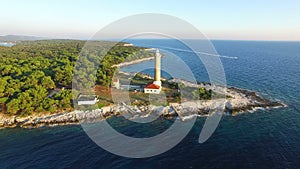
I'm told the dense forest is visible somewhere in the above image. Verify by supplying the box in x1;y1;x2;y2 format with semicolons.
0;40;153;116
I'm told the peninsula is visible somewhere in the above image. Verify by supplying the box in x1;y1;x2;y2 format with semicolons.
0;40;285;129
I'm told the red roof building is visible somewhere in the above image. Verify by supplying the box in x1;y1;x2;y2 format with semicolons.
145;83;160;89
144;82;161;94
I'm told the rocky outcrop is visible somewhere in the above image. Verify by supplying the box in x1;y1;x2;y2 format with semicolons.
224;87;284;115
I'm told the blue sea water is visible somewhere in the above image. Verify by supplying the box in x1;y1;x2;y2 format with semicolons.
0;42;14;47
1;40;300;169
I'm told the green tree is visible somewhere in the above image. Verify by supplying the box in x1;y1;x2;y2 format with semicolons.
40;76;55;89
0;78;7;97
6;99;20;115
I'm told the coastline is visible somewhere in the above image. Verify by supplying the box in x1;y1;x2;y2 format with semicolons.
112;56;155;68
112;48;163;68
0;86;285;129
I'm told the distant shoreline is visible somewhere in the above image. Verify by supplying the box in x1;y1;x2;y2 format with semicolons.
112;56;154;68
112;48;163;68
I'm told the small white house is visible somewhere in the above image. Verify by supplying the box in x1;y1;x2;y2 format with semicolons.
144;83;161;94
77;95;98;105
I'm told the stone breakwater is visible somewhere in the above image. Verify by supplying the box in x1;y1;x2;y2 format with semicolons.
0;87;285;129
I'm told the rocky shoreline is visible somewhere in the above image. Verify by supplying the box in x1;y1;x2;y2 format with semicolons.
0;86;285;129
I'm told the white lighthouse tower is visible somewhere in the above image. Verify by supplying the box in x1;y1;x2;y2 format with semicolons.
153;49;162;86
144;49;162;94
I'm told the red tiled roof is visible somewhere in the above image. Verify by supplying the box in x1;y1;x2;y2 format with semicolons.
145;83;160;89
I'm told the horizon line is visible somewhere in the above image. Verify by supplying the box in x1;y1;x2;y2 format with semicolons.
1;34;300;43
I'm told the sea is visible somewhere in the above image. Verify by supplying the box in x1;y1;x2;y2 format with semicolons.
1;40;300;169
0;42;14;47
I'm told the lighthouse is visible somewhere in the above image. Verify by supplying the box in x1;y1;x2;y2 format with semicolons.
153;49;162;86
144;49;162;94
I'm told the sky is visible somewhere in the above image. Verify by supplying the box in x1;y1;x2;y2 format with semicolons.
0;0;299;41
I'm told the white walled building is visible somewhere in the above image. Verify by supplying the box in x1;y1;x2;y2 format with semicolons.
144;83;161;94
77;95;98;105
112;78;120;89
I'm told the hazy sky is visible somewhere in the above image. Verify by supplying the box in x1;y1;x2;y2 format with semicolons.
0;0;299;41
